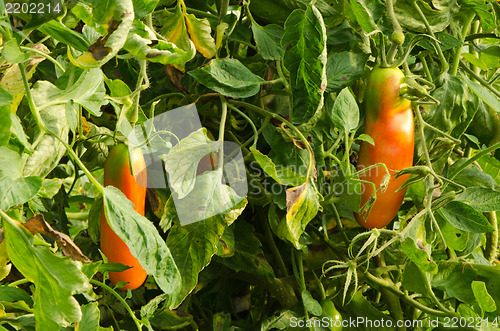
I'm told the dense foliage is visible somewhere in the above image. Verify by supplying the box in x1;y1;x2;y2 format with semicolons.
1;0;500;330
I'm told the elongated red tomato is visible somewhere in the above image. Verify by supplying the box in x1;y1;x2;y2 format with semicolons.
100;144;148;290
354;67;414;229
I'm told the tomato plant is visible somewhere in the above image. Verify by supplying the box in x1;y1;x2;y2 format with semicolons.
0;0;499;330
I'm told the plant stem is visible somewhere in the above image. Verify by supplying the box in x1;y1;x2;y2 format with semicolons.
412;0;448;73
51;134;104;192
89;279;142;331
261;209;288;277
228;100;315;180
365;272;458;317
375;255;405;328
227;103;259;149
420;55;433;83
18;62;47;132
385;0;404;65
20;46;65;72
450;13;475;76
446;141;500;188
485;211;498;263
459;61;500;99
413;104;442;183
8;278;31;287
218;96;229;171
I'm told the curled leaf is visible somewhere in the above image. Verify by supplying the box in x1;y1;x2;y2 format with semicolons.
22;214;90;263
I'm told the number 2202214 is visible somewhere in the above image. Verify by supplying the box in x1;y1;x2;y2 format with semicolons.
6;2;62;15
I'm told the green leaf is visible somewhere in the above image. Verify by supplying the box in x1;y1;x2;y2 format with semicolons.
460;0;496;33
401;238;438;274
71;0;134;67
1;40;30;64
283;180;321;249
251;23;284;61
158;2;194;56
37;20;90;52
164;128;220;199
185;13;216;58
189;58;265;98
432;261;476;304
0;176;42;210
342;291;395;328
0;147;22;179
172;170;245;225
356;133;374;146
326;51;368;92
31;69;105;116
0;86;13;106
216;221;275;279
334;163;361;213
24;78;82;177
329;88;359;133
416;31;462;52
124;20;195;65
150;309;193;330
462;74;500;114
456;187;500;212
132;0;159;18
472;281;497;313
450;159;497;189
395;0;456;33
0;285;33;307
438;201;494;233
3;216;90;331
250;147;306;186
301;290;322;316
65;100;77;134
402;262;433;297
348;0;379;34
102;186;182;302
281;6;327;124
78;302;100;331
462;53;489;71
166;198;247;308
0;105;10;146
435;211;469;251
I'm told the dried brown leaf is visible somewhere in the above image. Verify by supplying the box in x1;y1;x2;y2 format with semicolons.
22;214;90;263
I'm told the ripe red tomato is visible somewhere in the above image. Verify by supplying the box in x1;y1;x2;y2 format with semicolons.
354;67;414;229
100;144;148;290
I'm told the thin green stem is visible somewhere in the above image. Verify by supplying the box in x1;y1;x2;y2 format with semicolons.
385;0;404;65
365;273;458;317
8;278;31;287
489;71;500;85
227;103;259;149
262;209;288;277
228;100;315;179
20;46;65;72
413;104;442;183
89;279;142;331
276;61;291;92
18;62;46;132
330;203;350;245
420;55;433;83
451;13;475;76
459;61;500;99
51;133;104;192
447;141;500;187
412;0;449;73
